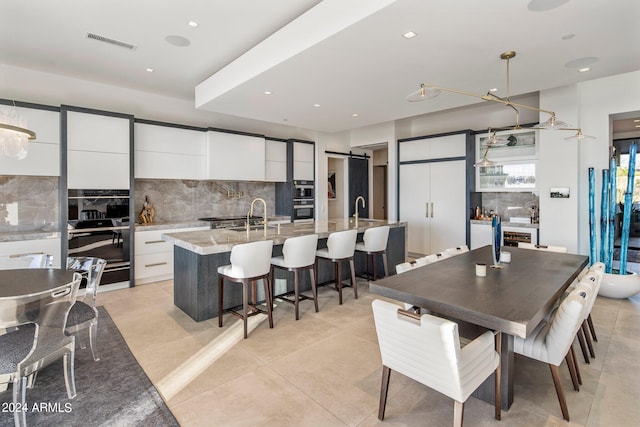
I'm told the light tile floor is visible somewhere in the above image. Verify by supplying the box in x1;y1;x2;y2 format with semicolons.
97;279;640;426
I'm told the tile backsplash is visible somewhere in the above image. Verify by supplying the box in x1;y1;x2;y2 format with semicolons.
480;192;539;220
0;176;59;232
134;179;276;222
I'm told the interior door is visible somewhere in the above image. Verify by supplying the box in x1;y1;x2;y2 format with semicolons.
399;163;429;256
429;160;467;253
349;157;369;218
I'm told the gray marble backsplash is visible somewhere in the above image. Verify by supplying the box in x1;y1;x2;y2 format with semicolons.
480;192;539;220
134;179;276;222
0;176;59;232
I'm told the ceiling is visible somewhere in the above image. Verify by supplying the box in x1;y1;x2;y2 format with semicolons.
2;0;639;134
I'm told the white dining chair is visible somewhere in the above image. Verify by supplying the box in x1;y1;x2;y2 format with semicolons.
395;262;414;274
444;245;470;257
513;288;588;421
372;299;501;426
517;242;568;253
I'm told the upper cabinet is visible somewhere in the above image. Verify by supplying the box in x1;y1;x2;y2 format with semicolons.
65;109;132;189
399;133;466;162
207;131;265;181
265;140;287;182
0;106;60;176
135;123;206;180
293;142;314;181
475;129;538;192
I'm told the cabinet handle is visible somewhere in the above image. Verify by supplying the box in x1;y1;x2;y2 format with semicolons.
145;240;165;244
425;203;429;218
145;262;168;267
431;202;434;218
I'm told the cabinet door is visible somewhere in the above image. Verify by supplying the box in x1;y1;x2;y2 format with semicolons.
399;163;429;256
265;140;287;182
67;151;129;189
207;131;265;181
429;160;466;253
67;111;130;154
470;223;493;250
293;142;314;180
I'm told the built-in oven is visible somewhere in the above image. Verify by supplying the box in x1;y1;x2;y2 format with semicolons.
294;180;314;199
293;198;314;222
67;189;130;285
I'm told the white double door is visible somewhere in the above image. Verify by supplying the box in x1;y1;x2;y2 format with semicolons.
399;160;466;256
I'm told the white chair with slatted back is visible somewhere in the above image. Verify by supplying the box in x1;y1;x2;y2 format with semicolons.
513;288;588;421
395;262;414;274
517;242;567;253
372;299;501;426
444;245;470;257
573;272;602;363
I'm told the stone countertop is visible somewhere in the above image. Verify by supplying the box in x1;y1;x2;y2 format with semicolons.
470;219;539;229
162;219;406;256
0;231;61;243
134;216;291;232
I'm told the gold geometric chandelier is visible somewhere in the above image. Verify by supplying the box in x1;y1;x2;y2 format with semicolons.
406;50;594;159
0;102;36;160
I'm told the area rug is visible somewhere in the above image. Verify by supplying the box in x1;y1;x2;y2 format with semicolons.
0;307;179;427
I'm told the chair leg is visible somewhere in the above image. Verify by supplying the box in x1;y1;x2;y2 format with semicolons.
89;319;100;361
582;321;596;358
565;350;580;391
63;349;77;399
378;365;391;421
494;332;502;421
587;313;598;342
13;376;27;427
263;276;273;329
549;364;570;421
453;400;464;427
218;275;224;327
336;260;343;305
349;258;357;299
293;269;300;320
570;345;582;385
382;251;389;278
242;280;249;339
372;253;378;281
576;327;590;364
310;266;319;312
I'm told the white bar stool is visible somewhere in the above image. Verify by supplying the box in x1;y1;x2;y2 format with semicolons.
355;225;390;281
270;234;319;320
315;229;358;305
218;240;274;339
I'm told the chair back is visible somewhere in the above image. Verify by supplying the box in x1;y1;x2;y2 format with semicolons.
444;245;470;257
414;256;430;266
362;226;390;252
229;240;274;278
423;252;447;264
326;229;358;259
281;234;318;268
544;288;588;366
575;273;601;319
395;262;413;274
66;257;107;305
0;253;52;269
518;242;567;253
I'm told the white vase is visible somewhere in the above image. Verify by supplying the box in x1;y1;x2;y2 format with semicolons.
600;270;640;299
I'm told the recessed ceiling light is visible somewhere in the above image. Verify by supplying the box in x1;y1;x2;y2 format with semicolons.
165;35;190;47
145;68;154;73
313;104;320;107
187;21;198;28
565;57;599;69
352;113;359;117
402;31;417;39
489;88;498;92
579;67;591;73
264;91;272;95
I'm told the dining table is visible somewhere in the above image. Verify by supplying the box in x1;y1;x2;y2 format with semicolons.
369;245;589;410
0;268;78;298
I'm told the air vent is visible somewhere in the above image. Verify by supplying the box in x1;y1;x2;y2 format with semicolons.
86;32;137;50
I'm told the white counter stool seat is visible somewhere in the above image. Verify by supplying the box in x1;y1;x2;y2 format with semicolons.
218;240;274;339
270;234;319;320
315;229;358;305
355;225;390;281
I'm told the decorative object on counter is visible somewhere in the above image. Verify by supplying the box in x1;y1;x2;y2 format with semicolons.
475;262;487;277
500;252;511;263
491;216;502;269
0;102;36;160
406;51;594;145
139;195;156;224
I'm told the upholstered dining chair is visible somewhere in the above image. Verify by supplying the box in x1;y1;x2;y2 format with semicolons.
395;262;414;274
517;242;568;253
0;253;52;270
218;240;274;339
0;272;82;427
65;257;107;361
573;272;602;363
372;299;501;427
513;288;588;421
270;234;319;320
444;245;470;257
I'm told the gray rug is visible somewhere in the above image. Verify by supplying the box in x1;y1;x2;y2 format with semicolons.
0;307;179;427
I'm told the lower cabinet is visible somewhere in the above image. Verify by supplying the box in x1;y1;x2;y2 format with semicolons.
135;227;207;284
0;238;62;268
470;222;493;250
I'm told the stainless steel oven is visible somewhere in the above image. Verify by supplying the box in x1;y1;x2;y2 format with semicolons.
293;198;314;221
293;180;314;199
67;190;130;285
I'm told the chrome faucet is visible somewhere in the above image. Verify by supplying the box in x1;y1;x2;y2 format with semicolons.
354;196;366;226
248;197;268;236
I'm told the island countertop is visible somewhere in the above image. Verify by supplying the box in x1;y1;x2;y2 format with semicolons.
162;219;406;256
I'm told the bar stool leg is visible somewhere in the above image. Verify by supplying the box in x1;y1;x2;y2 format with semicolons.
218;275;224;327
382;251;389;277
372;253;378;281
336;260;343;305
263;276;273;328
310;266;318;312
349;258;357;299
293;268;300;320
242;279;249;339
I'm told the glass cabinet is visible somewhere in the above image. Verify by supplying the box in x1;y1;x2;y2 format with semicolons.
477;162;536;192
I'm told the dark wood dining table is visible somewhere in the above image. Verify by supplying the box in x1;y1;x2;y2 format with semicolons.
369;245;589;410
0;269;78;298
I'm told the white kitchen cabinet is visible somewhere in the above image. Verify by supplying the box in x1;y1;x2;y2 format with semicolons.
207;131;265;181
0;238;62;268
293;142;314;181
66;110;131;189
265;140;287;182
134;226;207;284
399;160;466;256
0;107;60;176
134;123;206;179
399;133;466;162
470;222;493;250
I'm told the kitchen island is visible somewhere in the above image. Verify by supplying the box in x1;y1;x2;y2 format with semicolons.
163;219;407;321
